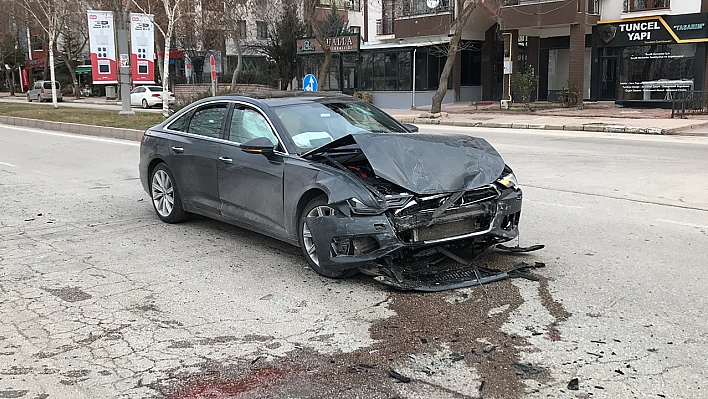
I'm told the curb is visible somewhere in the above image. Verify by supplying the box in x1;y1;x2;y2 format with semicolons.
0;115;143;141
396;116;708;135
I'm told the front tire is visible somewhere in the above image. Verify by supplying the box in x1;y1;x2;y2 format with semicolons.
298;196;357;278
150;163;189;223
27;95;32;102
142;99;149;109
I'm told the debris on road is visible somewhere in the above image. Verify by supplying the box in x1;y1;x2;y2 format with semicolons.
374;243;546;291
388;368;411;383
567;378;579;390
496;244;545;253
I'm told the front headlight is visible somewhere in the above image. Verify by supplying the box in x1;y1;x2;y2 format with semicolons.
496;171;518;188
347;198;380;215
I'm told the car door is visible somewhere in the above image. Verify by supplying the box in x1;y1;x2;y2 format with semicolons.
218;104;286;237
130;87;144;106
166;101;229;215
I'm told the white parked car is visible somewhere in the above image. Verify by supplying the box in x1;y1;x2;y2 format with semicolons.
130;86;175;109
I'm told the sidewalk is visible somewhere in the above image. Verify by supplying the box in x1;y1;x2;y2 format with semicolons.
383;102;708;135
3;91;708;135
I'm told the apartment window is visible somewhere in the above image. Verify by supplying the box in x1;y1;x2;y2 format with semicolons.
237;20;246;38
624;0;669;12
32;36;43;51
256;21;268;39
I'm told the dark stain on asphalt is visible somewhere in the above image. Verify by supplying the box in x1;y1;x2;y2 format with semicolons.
537;278;572;342
154;255;564;398
41;286;92;302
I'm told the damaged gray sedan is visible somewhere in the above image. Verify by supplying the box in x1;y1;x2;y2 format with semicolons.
139;92;524;290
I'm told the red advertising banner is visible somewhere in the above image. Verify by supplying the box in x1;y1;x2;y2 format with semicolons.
87;10;118;84
130;13;155;84
20;67;29;91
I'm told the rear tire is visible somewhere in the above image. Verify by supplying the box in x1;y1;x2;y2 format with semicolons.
142;99;149;109
150;163;189;223
298;196;357;279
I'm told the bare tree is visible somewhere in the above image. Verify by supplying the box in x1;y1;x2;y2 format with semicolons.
430;0;478;113
56;0;90;98
303;0;332;87
260;0;306;88
19;0;71;108
133;0;183;116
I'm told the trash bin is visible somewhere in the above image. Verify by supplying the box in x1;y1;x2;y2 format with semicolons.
105;86;116;100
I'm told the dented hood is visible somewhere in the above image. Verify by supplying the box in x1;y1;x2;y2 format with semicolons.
303;133;506;195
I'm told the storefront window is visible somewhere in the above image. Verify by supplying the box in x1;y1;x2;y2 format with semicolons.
362;50;411;91
618;44;695;101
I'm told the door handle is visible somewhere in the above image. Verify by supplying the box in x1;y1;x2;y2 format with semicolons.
218;156;233;164
171;146;184;154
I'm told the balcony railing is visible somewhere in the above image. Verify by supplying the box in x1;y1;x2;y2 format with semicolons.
394;0;452;18
511;0;600;15
376;17;394;35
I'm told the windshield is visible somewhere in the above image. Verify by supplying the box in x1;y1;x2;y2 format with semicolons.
273;101;407;153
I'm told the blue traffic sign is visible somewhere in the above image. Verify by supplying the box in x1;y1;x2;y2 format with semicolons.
303;74;318;92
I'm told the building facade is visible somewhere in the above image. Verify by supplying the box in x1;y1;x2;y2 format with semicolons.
591;0;708;106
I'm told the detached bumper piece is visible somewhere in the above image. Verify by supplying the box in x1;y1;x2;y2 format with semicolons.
373;246;546;292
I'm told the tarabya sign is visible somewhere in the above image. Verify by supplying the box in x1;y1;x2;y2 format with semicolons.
296;34;360;54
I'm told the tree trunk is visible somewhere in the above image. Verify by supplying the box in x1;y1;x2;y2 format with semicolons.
59;51;80;98
48;37;58;108
230;39;242;91
308;0;332;89
317;48;332;89
162;35;171;117
430;2;477;113
7;70;15;96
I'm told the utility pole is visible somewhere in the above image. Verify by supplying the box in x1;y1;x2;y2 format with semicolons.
116;1;134;115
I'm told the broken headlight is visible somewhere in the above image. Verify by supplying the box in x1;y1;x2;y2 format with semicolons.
347;198;380;215
496;172;518;188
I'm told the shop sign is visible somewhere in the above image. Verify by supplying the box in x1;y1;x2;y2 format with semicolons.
296;34;360;54
598;13;708;47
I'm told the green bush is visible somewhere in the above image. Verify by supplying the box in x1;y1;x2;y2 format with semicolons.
510;66;538;109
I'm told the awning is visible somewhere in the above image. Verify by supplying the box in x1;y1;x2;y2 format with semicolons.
76;65;91;75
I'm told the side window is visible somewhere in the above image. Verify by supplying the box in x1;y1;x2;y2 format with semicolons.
187;103;228;139
228;108;278;146
167;111;192;132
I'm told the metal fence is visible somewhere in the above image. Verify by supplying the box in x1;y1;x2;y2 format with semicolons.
671;91;708;118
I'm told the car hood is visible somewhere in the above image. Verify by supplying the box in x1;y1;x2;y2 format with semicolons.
302;133;506;195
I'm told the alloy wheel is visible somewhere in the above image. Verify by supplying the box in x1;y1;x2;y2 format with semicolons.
302;205;336;266
151;169;174;217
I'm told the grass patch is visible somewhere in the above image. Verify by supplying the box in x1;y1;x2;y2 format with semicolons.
0;102;165;131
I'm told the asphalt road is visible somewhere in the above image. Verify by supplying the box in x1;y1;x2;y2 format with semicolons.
0;124;706;398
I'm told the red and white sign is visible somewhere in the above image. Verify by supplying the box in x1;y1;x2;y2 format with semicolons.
210;55;216;82
20;67;29;91
87;10;118;84
130;13;155;84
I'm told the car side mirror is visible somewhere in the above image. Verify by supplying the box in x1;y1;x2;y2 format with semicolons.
240;137;276;156
402;123;419;133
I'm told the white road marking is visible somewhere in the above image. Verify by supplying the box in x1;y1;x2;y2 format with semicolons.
0;161;17;167
0;124;139;146
655;219;708;229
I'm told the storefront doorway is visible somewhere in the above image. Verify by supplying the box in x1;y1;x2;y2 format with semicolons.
600;48;619;100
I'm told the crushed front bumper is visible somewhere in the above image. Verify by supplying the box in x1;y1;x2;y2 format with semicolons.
304;187;523;273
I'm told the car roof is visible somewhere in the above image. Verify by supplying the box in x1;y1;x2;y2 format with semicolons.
208;91;359;107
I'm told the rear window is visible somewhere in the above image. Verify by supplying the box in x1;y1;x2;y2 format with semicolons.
43;82;60;89
147;86;163;92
